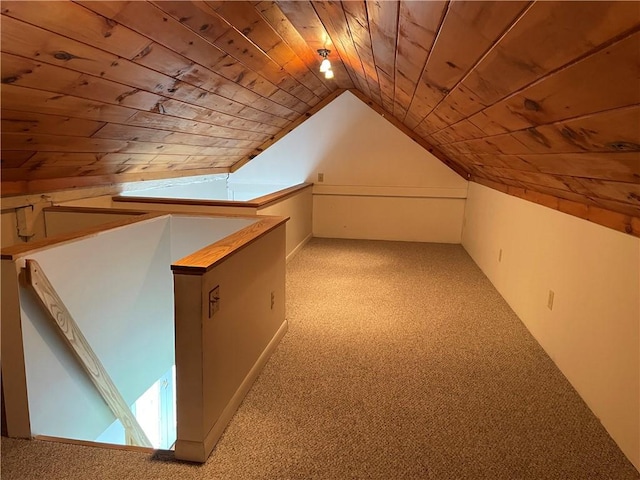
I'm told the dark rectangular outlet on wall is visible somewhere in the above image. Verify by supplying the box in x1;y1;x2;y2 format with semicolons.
209;286;220;318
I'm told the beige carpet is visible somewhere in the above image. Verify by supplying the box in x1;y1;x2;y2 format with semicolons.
2;239;638;479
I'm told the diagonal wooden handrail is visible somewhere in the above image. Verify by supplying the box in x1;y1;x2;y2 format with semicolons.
24;259;152;447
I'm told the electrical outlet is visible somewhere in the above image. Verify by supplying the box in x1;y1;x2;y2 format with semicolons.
317;172;324;183
498;249;503;262
209;286;220;318
547;290;554;311
270;291;275;310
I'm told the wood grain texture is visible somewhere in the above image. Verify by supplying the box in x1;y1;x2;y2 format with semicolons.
171;215;288;273
113;182;311;210
1;1;638;236
24;259;153;447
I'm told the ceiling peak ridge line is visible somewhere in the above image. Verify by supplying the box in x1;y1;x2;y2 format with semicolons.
148;1;319;108
433;103;640;148
274;0;354;89
410;1;534;129
339;1;375;97
341;3;377;93
341;1;383;106
361;0;380;94
252;3;335;94
389;0;402;111
398;0;451;125
424;23;640;138
311;1;369;97
347;88;470;181
195;1;325;103
364;0;398;103
323;1;374;97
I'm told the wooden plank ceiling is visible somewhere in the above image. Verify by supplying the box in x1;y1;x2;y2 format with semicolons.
1;1;639;233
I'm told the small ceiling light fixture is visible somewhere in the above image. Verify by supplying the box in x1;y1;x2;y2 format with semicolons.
317;48;334;79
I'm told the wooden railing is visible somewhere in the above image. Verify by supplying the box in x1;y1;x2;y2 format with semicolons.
112;182;312;209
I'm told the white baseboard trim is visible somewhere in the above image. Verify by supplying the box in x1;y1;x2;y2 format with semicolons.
286;233;313;263
175;319;289;463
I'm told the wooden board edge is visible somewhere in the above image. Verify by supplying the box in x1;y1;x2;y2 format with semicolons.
34;435;158;454
472;176;640;238
250;182;313;207
1;169;231;198
42;206;150;215
1;212;167;259
113;196;261;208
171;216;289;274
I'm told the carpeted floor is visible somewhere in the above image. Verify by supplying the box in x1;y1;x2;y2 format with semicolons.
2;239;638;479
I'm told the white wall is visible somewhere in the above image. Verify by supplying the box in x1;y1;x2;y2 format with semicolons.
1;207;47;248
1;210;21;247
231;91;468;243
462;182;640;470
43;210;145;238
230;91;467;188
259;187;313;261
16;214;260;442
19;216;175;441
313;194;465;243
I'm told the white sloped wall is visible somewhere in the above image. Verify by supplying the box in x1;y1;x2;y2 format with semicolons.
230;91;468;243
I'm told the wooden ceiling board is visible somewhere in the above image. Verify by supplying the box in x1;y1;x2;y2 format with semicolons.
1;110;106;137
443;106;640;155
462;1;640;107
404;1;530;129
273;1;353;88
365;0;399;111
341;1;384;105
311;0;371;95
204;1;331;98
393;0;447;119
1;1;638;236
252;1;341;92
423;1;640;131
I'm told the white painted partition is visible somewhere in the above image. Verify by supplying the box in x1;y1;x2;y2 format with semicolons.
312;186;466;243
43;207;147;238
17;216;175;441
462;182;640;471
173;220;287;462
1;213;286;461
259;187;313;260
113;184;313;261
230;91;468;243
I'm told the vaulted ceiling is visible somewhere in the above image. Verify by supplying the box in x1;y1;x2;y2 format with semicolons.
1;1;639;234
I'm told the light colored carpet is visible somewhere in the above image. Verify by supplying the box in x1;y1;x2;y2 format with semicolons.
2;238;638;479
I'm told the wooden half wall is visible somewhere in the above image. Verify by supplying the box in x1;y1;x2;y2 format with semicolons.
172;217;287;462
